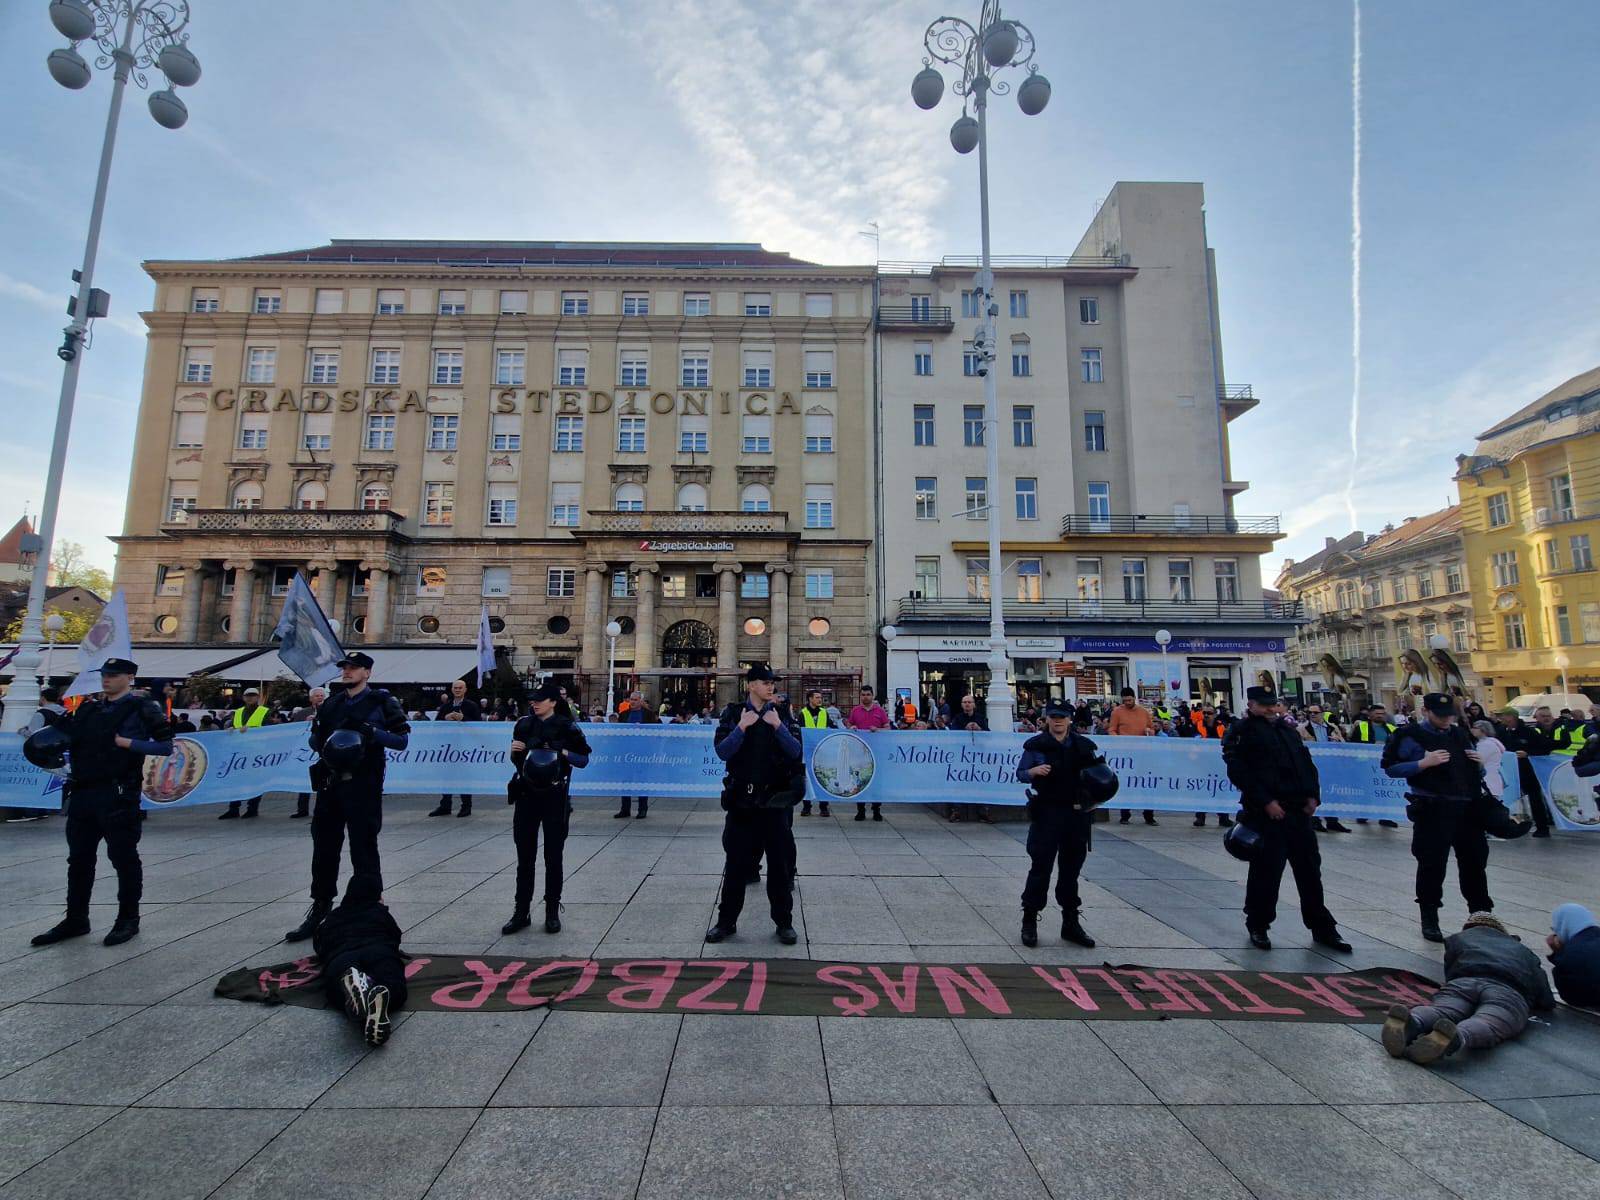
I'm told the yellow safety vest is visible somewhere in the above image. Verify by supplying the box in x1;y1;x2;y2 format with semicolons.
1552;725;1581;756
1353;720;1395;743
801;707;829;728
233;704;267;729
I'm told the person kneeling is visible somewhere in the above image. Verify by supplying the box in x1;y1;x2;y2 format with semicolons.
313;874;406;1048
1382;912;1554;1064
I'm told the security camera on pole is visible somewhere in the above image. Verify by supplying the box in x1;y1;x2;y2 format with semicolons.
910;3;1050;732
4;0;202;733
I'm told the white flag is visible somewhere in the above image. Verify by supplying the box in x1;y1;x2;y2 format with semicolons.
63;589;134;698
477;606;496;685
272;573;345;687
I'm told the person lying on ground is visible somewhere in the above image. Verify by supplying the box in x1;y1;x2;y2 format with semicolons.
312;873;406;1047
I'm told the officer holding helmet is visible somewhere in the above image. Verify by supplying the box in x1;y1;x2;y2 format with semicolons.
503;680;591;935
286;651;409;943
1016;696;1111;948
28;657;173;948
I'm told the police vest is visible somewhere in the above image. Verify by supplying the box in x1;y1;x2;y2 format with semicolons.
800;707;828;729
233;705;268;730
1155;706;1173;721
1552;725;1582;756
1387;722;1480;797
1353;720;1395;743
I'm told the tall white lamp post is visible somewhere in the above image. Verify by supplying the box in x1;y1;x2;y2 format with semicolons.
1155;628;1172;707
910;2;1050;733
604;620;623;717
1554;651;1572;703
4;0;202;733
42;613;67;685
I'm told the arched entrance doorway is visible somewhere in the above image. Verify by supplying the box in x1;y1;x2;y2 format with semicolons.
661;619;715;717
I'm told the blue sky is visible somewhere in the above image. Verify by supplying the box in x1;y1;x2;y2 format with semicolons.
3;0;1598;577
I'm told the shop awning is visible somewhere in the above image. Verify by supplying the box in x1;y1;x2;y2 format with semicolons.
219;645;480;685
0;644;256;680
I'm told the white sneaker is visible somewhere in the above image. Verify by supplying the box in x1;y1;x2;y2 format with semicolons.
340;967;374;1021
364;984;392;1047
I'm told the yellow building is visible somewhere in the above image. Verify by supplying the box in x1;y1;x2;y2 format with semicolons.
1456;365;1600;705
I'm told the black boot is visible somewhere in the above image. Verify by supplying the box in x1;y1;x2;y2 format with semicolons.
637;800;648;819
705;923;735;942
1062;913;1096;947
615;800;632;818
428;797;452;817
1324;818;1352;833
104;914;140;946
854;805;866;821
291;796;309;818
1312;928;1353;953
1119;811;1131;824
1218;814;1235;828
285;901;331;943
218;803;240;820
1248;928;1273;950
31;916;91;947
502;909;532;935
545;901;562;933
1193;814;1207;827
801;801;812;816
1020;910;1039;948
457;799;473;818
819;802;831;816
1419;906;1444;943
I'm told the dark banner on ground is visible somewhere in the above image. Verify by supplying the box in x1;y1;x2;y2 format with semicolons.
216;955;1437;1022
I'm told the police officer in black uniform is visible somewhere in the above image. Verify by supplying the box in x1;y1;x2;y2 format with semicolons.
503;680;592;935
1222;686;1351;953
1016;697;1102;948
1382;692;1531;943
286;652;410;942
705;664;803;945
30;658;173;948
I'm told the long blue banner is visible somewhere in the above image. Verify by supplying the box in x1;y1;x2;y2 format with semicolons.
1;723;1596;829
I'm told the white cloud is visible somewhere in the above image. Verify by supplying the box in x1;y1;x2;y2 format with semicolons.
0;270;144;339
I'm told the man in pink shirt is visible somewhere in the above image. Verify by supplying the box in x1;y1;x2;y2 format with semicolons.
846;684;890;822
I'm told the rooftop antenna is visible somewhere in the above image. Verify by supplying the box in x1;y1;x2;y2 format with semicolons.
858;221;880;263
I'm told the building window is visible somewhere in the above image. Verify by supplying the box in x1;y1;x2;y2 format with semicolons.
1445;563;1464;592
914;405;935;446
308;349;339;384
914;477;937;520
909;296;931;321
182;347;213;384
1391;576;1409;603
913;341;933;376
963;405;984;446
547;568;577;598
684;292;711;317
154;563;184;598
741;483;772;512
804;411;834;453
914;557;940;600
1543;539;1561;572
499;290;528;315
174;410;206;449
1169;559;1193;602
1081;347;1103;383
301;411;333;452
1122;559;1147;602
1016;558;1042;603
611;571;636;598
423;481;454;526
253;290;281;314
805;484;834;529
495;349;526;386
555;414;584;453
427;414;459;451
680;351;709;388
1573;534;1594;570
1087;481;1111;530
1417;570;1435;598
491;411;521;452
230;481;262;510
1079;296;1099;324
1009;290;1029;318
806;569;834;600
191;287;219;313
244;347;276;384
370;348;401;384
1012;405;1035;447
238;412;269;450
432;350;463;386
487;484;517;526
1215;560;1240;602
271;565;297;596
1583;603;1600;643
1084;410;1107;452
742;413;772;454
741;572;770;599
560;291;589;316
614;483;645;512
364;413;396;451
438;289;465;315
1486;493;1511;528
1502;613;1527;650
1552;473;1577;520
679;412;709;454
617;415;646;453
314;288;344;314
361;483;390;511
743;292;772;317
481;565;511;597
660;574;687;599
296;481;327;511
1553;605;1573;644
961;289;981;319
1011;338;1031;377
557;348;588;387
805;293;833;317
965;476;987;520
676;483;707;512
742;349;774;388
804;348;835;388
620;352;649;387
965;556;990;600
622;291;650;316
696;573;719;598
1172;503;1192;528
962;342;980;376
167;485;197;522
1491;550;1519;587
1451;617;1470;652
1371;626;1387;658
375;289;405;316
1016;477;1038;520
551;483;581;527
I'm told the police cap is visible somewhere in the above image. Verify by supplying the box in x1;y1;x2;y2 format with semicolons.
98;658;137;676
1245;685;1278;705
1423;692;1456;717
336;652;375;669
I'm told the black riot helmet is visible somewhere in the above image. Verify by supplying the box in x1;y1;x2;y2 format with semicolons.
1223;820;1263;862
23;724;72;777
320;728;366;772
1077;762;1121;810
520;746;564;789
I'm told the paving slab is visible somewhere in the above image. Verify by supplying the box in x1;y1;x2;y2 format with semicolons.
0;1102;119;1187
320;1010;544;1108
424;1107;655;1200
1090;1020;1318;1105
491;1011;680;1106
665;1014;828;1105
1493;1094;1600;1164
1005;1104;1253;1199
956;1019;1156;1104
0;1002;143;1077
833;1104;1048;1200
821;1017;989;1104
640;1105;842;1199
1220;1020;1474;1103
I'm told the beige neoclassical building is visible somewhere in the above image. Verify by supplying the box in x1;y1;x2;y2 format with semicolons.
113;242;876;709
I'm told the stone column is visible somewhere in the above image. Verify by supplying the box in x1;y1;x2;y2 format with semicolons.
581;562;608;673
309;559;339;612
766;562;792;671
634;565;659;701
361;563;390;641
179;560;208;641
715;560;741;673
224;559;256;644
